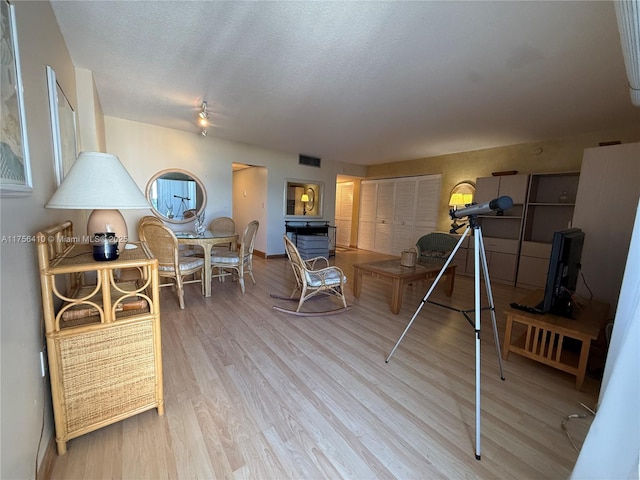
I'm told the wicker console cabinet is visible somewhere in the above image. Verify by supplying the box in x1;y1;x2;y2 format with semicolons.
36;221;164;455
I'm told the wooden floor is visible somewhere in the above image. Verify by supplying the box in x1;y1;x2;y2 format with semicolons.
50;248;600;479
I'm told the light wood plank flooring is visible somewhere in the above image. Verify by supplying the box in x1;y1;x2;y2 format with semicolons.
50;248;600;479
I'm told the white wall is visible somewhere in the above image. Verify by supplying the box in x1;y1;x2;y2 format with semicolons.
570;199;640;479
104;117;366;255
233;166;268;253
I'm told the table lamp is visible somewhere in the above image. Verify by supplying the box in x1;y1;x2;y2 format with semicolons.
449;192;474;233
300;193;310;215
46;152;150;256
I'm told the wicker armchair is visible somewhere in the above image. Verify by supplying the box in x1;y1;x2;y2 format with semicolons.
275;235;348;315
138;222;205;309
210;220;258;294
416;232;458;261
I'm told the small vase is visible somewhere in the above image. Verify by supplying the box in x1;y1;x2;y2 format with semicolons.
195;215;206;237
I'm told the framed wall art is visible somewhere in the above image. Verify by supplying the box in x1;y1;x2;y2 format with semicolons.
0;0;32;196
46;66;78;186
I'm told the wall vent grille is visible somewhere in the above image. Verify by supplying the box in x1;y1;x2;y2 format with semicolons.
299;154;321;168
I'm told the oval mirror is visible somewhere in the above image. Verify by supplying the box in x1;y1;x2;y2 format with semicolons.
146;169;207;223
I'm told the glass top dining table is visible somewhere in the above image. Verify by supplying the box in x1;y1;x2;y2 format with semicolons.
176;231;238;297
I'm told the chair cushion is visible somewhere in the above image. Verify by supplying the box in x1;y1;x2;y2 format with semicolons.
211;252;240;264
305;269;347;288
158;256;204;272
421;250;451;258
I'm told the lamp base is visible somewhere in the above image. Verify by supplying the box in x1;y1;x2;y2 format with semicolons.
87;209;128;255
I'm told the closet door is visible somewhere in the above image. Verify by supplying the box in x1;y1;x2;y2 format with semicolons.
414;175;441;239
357;181;377;251
374;182;395;253
392;178;418;253
358;175;441;255
335;182;354;247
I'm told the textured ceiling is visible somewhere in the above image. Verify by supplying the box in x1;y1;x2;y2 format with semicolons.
50;0;639;165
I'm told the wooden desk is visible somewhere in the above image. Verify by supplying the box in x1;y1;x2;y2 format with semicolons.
503;290;609;390
176;231;238;297
353;258;455;314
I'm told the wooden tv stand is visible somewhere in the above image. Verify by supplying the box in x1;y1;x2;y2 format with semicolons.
502;290;608;390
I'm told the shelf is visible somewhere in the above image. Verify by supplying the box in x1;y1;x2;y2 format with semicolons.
528;202;575;207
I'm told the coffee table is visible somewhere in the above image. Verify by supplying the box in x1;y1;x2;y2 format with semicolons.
353;258;456;314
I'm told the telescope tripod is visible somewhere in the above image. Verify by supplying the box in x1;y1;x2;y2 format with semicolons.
385;216;505;460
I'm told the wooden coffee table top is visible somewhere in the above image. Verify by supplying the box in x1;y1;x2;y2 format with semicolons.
353;258;450;279
352;257;456;314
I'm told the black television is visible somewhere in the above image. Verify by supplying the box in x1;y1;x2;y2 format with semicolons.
539;228;585;318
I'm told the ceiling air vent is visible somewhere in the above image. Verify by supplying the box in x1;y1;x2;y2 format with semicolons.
299;154;321;168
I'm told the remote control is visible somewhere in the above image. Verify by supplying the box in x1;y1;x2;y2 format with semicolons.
510;302;544;314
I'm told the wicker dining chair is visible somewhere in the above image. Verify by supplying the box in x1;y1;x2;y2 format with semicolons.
209;216;236;251
138;222;205;309
210;220;259;294
274;234;348;315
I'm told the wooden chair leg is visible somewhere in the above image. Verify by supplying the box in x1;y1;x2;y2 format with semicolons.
238;269;245;294
176;276;185;309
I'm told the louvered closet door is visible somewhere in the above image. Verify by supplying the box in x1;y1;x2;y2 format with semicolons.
358;175;441;255
335;182;354;247
414;175;442;239
392;179;418;253
357;181;377;251
374;182;395;253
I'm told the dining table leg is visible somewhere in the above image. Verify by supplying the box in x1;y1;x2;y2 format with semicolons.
203;245;212;297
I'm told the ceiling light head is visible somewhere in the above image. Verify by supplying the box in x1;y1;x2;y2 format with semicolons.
197;100;209;134
199;101;208;117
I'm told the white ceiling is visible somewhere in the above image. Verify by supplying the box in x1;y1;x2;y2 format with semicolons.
50;1;639;166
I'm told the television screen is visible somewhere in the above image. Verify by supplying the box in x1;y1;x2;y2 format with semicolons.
539;228;585;318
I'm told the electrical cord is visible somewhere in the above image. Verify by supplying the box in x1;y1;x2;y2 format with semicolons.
580;271;594;300
561;402;596;452
34;373;46;480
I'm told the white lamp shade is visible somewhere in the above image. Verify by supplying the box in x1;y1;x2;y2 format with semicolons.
46;152;150;209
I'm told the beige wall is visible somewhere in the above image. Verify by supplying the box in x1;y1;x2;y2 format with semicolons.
75;67;106;152
0;2;83;478
367;125;640;232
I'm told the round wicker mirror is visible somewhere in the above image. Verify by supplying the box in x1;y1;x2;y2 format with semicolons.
146;169;207;223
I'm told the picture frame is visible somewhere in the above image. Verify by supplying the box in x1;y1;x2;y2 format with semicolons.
0;0;32;196
284;179;324;218
46;66;78;186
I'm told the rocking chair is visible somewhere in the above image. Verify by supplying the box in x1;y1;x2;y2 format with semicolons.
273;235;348;316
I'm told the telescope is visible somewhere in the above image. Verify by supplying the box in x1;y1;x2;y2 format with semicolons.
173;195;190;200
450;196;513;220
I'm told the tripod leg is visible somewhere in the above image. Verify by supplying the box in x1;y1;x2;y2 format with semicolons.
473;226;482;460
476;230;505;380
385;227;471;363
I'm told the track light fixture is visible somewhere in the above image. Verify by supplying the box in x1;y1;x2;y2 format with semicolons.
198;101;208;136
